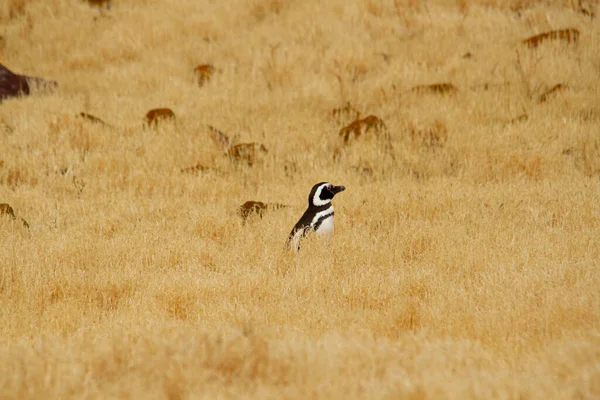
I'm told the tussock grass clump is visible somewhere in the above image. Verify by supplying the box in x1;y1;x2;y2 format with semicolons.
144;108;176;127
522;28;580;49
194;64;215;87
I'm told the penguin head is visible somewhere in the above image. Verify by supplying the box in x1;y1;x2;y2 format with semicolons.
308;182;346;207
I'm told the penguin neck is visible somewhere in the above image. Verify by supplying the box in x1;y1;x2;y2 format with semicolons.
308;202;333;213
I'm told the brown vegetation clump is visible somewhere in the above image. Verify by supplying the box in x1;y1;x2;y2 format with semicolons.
522;28;580;49
78;112;111;127
0;117;13;133
180;162;212;174
330;102;360;125
227;142;268;166
144;108;175;127
350;165;373;177
0;202;16;219
538;84;566;103
238;200;287;222
1;166;38;188
339;115;386;144
411;83;458;95
407;119;448;147
0;202;29;228
238;200;267;220
568;136;600;177
84;0;111;9
207;124;236;152
205;125;264;166
194;64;215;87
508;113;528;124
0;0;26;21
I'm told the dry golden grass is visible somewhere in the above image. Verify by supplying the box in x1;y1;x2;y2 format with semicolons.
1;0;599;398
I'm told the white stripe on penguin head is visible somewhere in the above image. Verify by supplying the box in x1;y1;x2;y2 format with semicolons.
312;183;331;207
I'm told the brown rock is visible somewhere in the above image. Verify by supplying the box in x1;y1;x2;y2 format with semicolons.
0;64;57;101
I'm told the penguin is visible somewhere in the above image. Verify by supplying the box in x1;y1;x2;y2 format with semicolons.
286;182;346;252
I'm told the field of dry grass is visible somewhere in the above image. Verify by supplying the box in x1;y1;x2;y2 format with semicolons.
1;0;599;398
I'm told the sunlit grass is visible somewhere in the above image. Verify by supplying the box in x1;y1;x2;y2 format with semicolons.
0;0;599;398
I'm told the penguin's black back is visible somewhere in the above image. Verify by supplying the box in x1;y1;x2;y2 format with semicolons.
288;203;333;240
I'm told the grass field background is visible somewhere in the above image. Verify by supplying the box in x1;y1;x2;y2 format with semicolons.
1;0;599;398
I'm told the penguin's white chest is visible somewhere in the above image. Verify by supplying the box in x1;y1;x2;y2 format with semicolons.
316;215;334;236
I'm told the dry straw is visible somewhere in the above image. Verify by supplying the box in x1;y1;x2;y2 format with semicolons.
0;0;599;398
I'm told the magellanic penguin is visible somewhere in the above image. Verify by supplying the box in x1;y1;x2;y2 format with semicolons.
286;182;346;252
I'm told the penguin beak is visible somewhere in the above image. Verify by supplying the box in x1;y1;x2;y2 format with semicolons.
331;185;346;195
